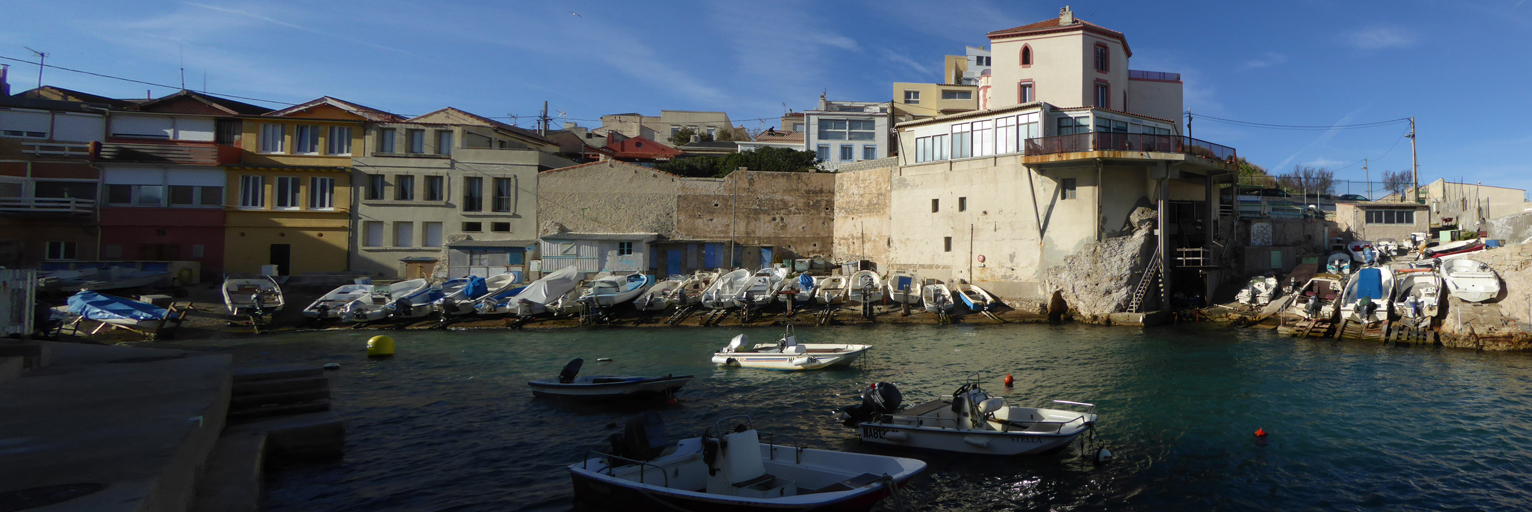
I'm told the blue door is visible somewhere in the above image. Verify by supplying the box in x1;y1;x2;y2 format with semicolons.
704;244;721;268
760;248;773;267
667;249;682;277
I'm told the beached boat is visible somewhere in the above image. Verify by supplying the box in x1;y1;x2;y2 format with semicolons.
815;275;848;306
384;279;451;319
1235;276;1279;306
1441;259;1501;303
492;266;581;317
439;274;517;316
922;281;955;313
579;271;653;307
776;272;816;308
634;275;686;312
344;279;430;322
568;414;925;511
222;275;284;319
303;283;372;320
952;282;996;312
885;271;920;306
1393;268;1443;323
66;291;180;331
430;276;487;316
1420;238;1480;260
838;380;1098;456
70;267;170;292
1288;273;1344;321
528;358;692;400
1347;240;1379;264
1339;266;1394;325
712;325;871;371
734;267;787;308
701;269;750;309
1377;238;1401;257
677;270;716;306
1427;241;1486;261
1326;252;1352;275
846;270;882;304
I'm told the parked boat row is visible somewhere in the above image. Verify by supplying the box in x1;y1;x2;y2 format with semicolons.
1284;257;1502;327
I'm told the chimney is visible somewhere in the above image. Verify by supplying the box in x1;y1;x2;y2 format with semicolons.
0;64;9;96
562;121;577;130
1059;6;1075;25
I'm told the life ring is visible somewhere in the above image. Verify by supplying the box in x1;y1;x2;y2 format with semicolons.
977;255;986;263
176;268;194;285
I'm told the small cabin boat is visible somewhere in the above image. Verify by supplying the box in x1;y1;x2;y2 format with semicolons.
1440;258;1501;303
528;358;692;400
303;283;372;320
712;325;871;371
1339;266;1394;325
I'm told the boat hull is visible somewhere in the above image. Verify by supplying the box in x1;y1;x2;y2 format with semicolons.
856;422;1082;456
712;345;870;371
528;375;692;400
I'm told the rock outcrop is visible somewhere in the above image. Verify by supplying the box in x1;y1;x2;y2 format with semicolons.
1040;213;1157;321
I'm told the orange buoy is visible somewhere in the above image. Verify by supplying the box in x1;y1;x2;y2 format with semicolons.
666;398;678;405
1003;374;1014;386
1254;428;1267;437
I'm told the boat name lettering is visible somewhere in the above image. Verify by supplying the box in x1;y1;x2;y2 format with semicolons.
862;426;893;440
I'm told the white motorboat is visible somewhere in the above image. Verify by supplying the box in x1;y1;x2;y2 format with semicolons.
222;275;284;319
1393;268;1443;323
469;284;528;316
344;279;430;322
386;279;450;319
712;325;871;371
500;266;581;317
579;271;653;307
790;272;817;304
701;269;750;309
884;271;919;306
1377;238;1401;257
569;414;925;511
1288;273;1344;321
846;270;882;304
75;267;171;292
677;270;716;306
1347;240;1379;264
921;281;955;313
838;381;1098;456
952;282;996;312
1325;252;1352;275
528;358;692;400
1339;266;1394;325
1440;258;1501;303
734;267;787;308
634;275;686;312
1420;238;1481;260
429;277;483;316
815;275;848;305
303;283;372;320
441;273;519;316
1235;276;1280;307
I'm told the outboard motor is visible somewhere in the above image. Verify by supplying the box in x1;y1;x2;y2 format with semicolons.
558;358;583;383
392;297;413;318
838;382;902;426
250;292;264;314
607;412;668;463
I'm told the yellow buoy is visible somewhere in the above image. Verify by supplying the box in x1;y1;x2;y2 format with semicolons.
367;335;395;358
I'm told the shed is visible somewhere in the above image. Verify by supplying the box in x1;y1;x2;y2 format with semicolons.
538;232;657;276
446;239;536;279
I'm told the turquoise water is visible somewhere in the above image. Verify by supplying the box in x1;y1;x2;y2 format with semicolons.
185;323;1532;511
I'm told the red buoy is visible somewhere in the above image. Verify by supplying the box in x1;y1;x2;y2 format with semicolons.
1003;374;1014;386
1254;428;1267;437
667;398;678;405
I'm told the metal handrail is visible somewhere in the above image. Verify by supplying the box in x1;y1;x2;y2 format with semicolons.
581;450;670;487
762;432;804;464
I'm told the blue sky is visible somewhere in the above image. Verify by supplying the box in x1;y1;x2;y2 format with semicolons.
3;0;1529;197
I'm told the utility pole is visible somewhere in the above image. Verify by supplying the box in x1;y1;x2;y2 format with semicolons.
1408;116;1419;204
1186;109;1192;139
23;46;47;90
539;101;550;136
1364;158;1370;200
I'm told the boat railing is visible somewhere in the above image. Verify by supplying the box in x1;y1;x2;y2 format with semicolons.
582;450;670;487
761;432;805;464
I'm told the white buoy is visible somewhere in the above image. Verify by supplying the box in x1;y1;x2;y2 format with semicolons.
323;363;340;370
1097;447;1113;462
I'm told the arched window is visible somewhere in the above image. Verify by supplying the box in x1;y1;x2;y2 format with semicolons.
1021;45;1033;67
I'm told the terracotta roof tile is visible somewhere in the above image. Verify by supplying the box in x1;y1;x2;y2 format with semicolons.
987;18;1131;57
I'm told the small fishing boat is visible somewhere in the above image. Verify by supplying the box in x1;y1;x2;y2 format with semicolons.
1234;276;1279;307
1427;241;1486;261
634;275;686;312
1288;273;1345;321
1440;258;1501;303
1325;252;1352;275
885;271;920;306
952;282;996;312
815;274;848;305
1339;266;1394;325
846;270;882;304
791;272;816;303
66;290;180;331
470;284;529;316
60;267;171;292
712;325;871;371
440;274;516;316
1377;238;1401;257
386;279;450;319
677;270;717;306
1420;238;1481;260
579;272;653;307
569;414;925;512
838;380;1098;456
303;283;372;320
431;276;487;316
501;265;582;317
701;268;750;309
1347;240;1379;264
222;275;284;319
1393;268;1443;323
529;358;692;400
734;267;787;308
344;279;430;322
922;281;955;313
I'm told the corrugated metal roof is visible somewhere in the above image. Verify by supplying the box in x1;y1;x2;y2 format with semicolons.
540;232;658;241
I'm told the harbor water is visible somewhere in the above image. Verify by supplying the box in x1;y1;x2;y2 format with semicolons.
188;323;1532;511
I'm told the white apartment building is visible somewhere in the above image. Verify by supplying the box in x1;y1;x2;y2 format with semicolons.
804;98;891;172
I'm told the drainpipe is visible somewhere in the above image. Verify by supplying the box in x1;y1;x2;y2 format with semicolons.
1158;174;1170;309
1095;159;1103;242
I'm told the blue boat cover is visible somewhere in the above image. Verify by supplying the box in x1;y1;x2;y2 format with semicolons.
462;276;488;299
1357;268;1383;300
67;291;167;322
896;276;913;290
799;273;815;290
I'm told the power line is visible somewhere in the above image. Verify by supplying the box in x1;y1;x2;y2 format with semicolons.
1193;112;1409;131
0;54;300;107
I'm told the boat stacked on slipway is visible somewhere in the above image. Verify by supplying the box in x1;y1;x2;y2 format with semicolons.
345;279;430;322
222;275;284;320
303;283;372;320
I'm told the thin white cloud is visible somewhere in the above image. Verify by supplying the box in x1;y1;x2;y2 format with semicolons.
880;48;932;76
1344;25;1417;50
1277;108;1365;170
1302;157;1346;169
182;2;411;55
1240;52;1287;71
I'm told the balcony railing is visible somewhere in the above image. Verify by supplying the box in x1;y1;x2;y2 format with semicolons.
20;141;97;158
98;142;220;166
0;197;96;215
1128;70;1181;81
1024;133;1237;162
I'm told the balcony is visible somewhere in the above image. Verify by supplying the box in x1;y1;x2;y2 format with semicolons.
98;141;220;166
0;197;95;216
17;141;97;159
1128;70;1181;82
1024;132;1237;163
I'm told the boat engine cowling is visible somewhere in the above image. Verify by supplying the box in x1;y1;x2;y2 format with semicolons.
559;358;583;383
607;412;668;463
839;382;902;426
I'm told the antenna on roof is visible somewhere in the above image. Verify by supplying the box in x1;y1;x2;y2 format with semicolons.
179;43;186;90
22;46;47;90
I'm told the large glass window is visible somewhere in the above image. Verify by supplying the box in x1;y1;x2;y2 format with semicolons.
951;123;972;159
259;124;284;153
863;146;877;160
915;137;931;163
817;119;877;141
840;145;853;161
462;177;483;212
1019;113;1040;141
1094;117;1128;133
135;185;164;206
274;177;301;209
940;90;972;100
309;177;334;209
239;175;264;208
997;117;1016;155
294;125;319;154
1058;117;1090;136
492;177;514;212
973;120;993;157
1366;210;1415;224
327;126;352;155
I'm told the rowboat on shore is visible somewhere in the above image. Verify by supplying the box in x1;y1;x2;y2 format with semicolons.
222;275;284;320
815;275;848;305
1441;258;1501;303
1339;266;1394;325
922;281;955;313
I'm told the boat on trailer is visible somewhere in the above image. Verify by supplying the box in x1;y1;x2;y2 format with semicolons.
839;380;1099;456
712;324;871;371
568;413;925;512
528;358;692;400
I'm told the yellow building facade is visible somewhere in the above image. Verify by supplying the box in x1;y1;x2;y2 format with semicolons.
223;97;400;275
